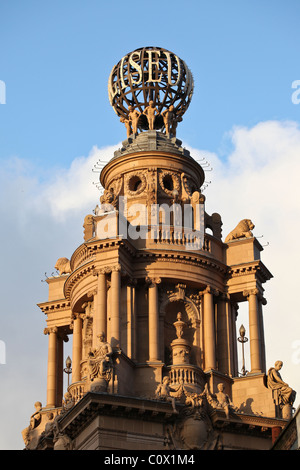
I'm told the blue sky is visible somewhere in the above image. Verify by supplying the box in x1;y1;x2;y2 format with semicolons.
1;0;300;450
1;0;300;167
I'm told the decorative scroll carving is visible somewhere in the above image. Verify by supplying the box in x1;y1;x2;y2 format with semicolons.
160;284;200;325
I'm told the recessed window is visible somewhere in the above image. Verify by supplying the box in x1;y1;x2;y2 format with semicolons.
129;175;143;192
163;174;174;191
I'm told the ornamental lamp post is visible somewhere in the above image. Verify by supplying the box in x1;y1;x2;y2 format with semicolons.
64;356;72;388
237;324;248;376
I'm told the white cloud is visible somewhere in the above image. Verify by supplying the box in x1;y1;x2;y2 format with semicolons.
186;120;300;407
34;144;119;220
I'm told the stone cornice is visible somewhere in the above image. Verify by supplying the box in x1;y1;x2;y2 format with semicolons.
65;242;228;302
64;262;96;301
226;260;273;283
135;250;227;274
37;300;71;314
210;408;288;433
57;391;177;439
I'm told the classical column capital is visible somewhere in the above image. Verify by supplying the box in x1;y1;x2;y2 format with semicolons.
202;286;219;297
126;277;137;287
44;326;58;335
243;288;259;298
218;291;230;301
111;264;122;272
71;312;84;321
93;266;111;276
145;276;161;286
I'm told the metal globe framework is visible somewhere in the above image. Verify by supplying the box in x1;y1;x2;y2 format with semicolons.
108;47;194;132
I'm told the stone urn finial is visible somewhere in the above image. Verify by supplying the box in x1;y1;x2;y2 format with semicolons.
171;313;191;365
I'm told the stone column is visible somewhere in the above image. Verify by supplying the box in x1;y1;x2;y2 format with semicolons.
231;302;239;377
132;282;137;361
56;332;66;406
203;287;216;371
216;293;229;374
72;313;83;383
127;283;133;358
44;326;58;408
147;277;161;362
126;279;137;360
243;289;263;373
110;265;121;348
258;294;267;374
93;269;107;347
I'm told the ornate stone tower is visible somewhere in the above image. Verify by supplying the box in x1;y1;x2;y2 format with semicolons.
22;47;296;451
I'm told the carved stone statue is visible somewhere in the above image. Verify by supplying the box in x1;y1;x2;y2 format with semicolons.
267;361;296;414
88;332;113;391
161;105;175;137
155;376;180;413
120;116;132;137
214;383;232;418
100;187;118;211
205;383;233;419
55;258;71;275
225;219;255;243
83;214;95;241
62;391;75;413
143;100;159;130
128;106;141;135
53;432;73;450
22;401;43;447
171;115;182;137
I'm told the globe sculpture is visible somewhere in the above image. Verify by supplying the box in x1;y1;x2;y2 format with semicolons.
108;46;194;137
